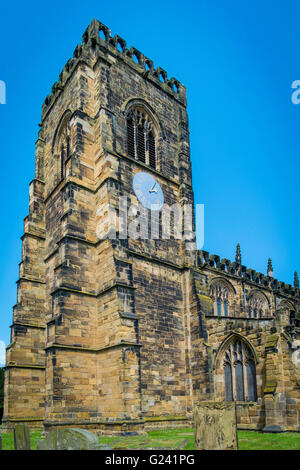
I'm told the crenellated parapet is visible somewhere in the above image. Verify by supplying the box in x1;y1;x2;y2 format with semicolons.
41;18;186;121
196;249;299;300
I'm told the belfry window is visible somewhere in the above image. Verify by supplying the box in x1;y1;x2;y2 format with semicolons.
126;108;157;169
60;136;70;179
127;117;135;158
223;338;257;402
137;120;146;163
148;130;156;169
53;111;72;181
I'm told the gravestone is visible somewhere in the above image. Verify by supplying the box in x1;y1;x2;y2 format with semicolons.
194;401;238;450
36;428;110;450
13;423;31;450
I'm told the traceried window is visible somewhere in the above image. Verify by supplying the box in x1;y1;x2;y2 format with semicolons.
223;339;257;402
209;279;233;317
126;109;157;169
248;291;269;319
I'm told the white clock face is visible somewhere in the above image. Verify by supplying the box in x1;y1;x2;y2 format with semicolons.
132;172;164;210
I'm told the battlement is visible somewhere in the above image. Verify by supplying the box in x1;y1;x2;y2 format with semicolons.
41;18;186;121
197;249;299;299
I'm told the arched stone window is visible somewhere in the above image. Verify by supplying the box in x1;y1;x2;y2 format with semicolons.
248;290;270;319
59;128;71;179
209;278;235;317
222;338;257;402
126;108;157;169
52;111;72;181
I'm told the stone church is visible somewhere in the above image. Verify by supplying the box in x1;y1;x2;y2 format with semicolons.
3;19;300;434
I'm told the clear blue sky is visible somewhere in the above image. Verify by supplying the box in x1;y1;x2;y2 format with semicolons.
0;0;299;359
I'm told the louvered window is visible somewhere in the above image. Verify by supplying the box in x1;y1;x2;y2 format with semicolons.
126;109;157;169
149;131;156;169
127;118;135;158
137;124;146;163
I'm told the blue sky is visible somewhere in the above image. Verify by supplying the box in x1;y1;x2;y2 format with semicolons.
0;0;299;360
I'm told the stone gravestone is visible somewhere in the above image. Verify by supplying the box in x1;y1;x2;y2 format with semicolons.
194;401;238;450
13;423;31;450
37;428;110;450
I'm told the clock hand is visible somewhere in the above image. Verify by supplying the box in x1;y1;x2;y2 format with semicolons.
149;182;158;193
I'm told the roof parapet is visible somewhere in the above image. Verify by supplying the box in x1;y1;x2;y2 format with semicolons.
196;249;299;299
41;18;186;121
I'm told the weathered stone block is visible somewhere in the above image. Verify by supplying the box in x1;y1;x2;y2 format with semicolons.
36;428;110;450
13;423;31;450
194;401;237;450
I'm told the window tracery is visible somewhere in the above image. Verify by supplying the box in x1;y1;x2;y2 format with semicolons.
248;291;269;318
127;108;157;169
223;338;257;402
210;279;233;317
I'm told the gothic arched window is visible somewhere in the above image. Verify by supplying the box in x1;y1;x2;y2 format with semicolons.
209;279;234;317
53;111;72;181
223;338;257;402
126;108;157;169
248;291;269;319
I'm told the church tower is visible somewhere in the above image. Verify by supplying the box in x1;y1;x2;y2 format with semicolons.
3;19;196;433
5;18;300;436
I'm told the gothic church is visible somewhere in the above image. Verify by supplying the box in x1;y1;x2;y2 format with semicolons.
3;19;300;434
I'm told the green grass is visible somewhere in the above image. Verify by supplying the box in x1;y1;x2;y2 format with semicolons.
237;430;300;450
1;427;300;450
98;427;195;450
1;430;43;450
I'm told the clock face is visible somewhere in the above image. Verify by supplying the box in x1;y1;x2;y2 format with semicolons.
132;172;164;210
